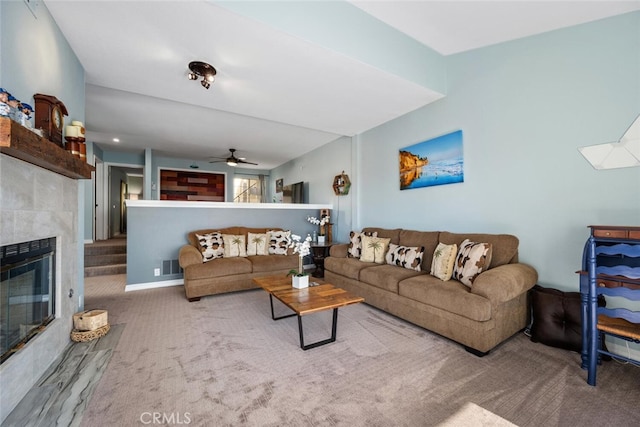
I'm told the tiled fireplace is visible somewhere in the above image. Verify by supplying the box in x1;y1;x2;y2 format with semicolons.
0;154;82;422
1;237;57;364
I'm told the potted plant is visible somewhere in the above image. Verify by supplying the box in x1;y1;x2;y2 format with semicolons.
288;234;312;288
306;214;331;243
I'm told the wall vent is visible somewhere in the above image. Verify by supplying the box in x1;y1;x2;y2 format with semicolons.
162;259;182;275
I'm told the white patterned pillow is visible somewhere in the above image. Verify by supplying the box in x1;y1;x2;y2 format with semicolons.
360;236;391;264
348;231;378;258
268;230;291;255
385;243;424;271
222;234;247;258
430;242;458;281
195;232;224;262
247;232;268;256
452;239;493;287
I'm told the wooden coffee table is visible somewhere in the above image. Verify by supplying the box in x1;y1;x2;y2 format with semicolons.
253;275;364;350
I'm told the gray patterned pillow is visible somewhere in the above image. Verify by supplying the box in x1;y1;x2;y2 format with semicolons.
268;230;291;255
385;243;424;271
452;239;493;287
195;232;224;262
348;231;378;258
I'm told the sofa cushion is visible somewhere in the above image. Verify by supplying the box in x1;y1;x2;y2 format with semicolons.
247;232;268;256
360;264;424;293
222;234;247;257
439;232;518;268
324;257;374;280
398;275;492;322
385;243;424;271
195;232;225;262
453;239;493;287
184;257;253;280
347;230;378;258
360;236;391;264
430;242;457;281
249;254;298;273
268;230;291;255
398;230;440;270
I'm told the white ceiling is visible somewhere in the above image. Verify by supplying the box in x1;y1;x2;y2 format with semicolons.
44;0;640;169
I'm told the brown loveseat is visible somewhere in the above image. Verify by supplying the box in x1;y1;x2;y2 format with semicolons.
324;227;538;355
179;227;298;301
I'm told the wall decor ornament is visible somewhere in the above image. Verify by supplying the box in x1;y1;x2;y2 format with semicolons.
332;171;351;195
399;130;464;190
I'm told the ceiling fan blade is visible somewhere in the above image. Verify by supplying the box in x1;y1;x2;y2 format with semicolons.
237;159;258;165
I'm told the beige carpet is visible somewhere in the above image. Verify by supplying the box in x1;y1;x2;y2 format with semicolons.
81;275;640;426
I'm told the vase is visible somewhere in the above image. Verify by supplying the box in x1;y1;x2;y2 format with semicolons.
292;275;309;289
318;235;325;244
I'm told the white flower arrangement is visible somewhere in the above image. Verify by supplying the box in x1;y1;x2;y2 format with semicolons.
306;215;330;226
288;234;312;276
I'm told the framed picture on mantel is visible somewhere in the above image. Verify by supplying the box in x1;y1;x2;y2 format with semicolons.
399;130;464;190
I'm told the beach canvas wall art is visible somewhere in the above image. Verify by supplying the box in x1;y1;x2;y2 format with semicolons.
399;130;464;190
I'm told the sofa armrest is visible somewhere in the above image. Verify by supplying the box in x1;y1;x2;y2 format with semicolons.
330;243;349;258
179;245;202;268
471;263;538;305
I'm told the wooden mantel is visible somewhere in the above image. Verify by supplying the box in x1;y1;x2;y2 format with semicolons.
0;117;94;179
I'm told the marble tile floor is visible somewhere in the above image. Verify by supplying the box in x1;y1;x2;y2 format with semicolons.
2;324;124;427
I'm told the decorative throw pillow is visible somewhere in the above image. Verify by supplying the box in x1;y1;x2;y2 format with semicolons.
385;243;425;271
222;234;247;258
267;230;291;255
360;236;391;264
430;242;458;281
452;239;493;287
247;232;268;256
348;231;378;258
195;232;225;262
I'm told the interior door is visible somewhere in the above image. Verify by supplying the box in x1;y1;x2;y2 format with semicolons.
94;157;107;240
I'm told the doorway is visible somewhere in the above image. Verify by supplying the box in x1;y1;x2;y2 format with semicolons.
94;163;143;240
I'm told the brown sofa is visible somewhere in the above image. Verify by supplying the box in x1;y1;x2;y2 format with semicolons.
179;227;298;301
324;227;538;355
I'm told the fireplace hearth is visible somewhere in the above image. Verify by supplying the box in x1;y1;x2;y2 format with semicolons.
0;237;56;364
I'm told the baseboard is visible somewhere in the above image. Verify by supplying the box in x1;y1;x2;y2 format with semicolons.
84;239;94;244
125;279;184;292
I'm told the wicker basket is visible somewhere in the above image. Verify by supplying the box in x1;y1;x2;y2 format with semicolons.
70;323;110;342
73;310;108;331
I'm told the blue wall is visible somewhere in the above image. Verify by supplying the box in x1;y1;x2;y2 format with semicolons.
357;12;640;292
270;136;354;243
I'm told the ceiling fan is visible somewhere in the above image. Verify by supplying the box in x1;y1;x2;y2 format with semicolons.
208;148;258;166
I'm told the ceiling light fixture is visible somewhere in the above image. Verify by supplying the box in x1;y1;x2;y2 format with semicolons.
226;160;238;167
187;61;217;90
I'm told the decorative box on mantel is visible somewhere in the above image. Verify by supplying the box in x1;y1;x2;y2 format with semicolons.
0;117;93;179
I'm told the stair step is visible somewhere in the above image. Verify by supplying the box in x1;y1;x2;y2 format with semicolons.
84;264;127;277
84;245;126;256
85;253;127;267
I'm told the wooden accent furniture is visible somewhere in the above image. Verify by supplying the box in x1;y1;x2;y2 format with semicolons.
0;117;93;179
580;225;640;385
253;275;364;350
159;169;225;201
310;242;336;278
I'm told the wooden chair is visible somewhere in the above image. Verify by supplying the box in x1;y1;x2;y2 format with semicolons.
585;235;640;386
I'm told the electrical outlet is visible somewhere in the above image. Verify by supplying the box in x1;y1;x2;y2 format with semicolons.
154;268;160;276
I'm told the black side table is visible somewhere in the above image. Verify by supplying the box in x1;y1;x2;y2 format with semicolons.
310;242;335;278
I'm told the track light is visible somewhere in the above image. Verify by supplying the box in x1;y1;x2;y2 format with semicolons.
187;61;217;90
